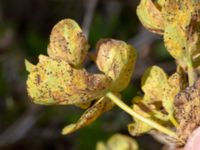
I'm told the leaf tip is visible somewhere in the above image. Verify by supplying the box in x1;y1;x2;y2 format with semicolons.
25;59;35;72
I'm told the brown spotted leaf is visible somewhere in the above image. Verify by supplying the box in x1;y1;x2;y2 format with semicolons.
140;66;186;123
48;19;90;68
26;55;111;105
141;66;168;105
162;0;200;68
62;96;114;135
96;39;137;92
174;78;200;146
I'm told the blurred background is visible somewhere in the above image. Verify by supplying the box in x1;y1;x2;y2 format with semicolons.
0;0;176;149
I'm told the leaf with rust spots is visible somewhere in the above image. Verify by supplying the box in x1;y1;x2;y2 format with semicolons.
96;39;137;92
164;23;200;68
174;78;200;146
140;66;186;123
141;66;168;105
62;96;114;135
25;18;137;135
137;0;164;35
48;19;90;68
163;71;187;119
162;0;200;68
96;134;138;150
26;55;111;105
162;0;200;27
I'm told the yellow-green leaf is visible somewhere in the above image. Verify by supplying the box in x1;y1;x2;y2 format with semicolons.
162;0;192;27
96;39;137;92
26;55;111;105
162;0;200;68
163;71;186;117
141;66;168;104
164;23;188;67
48;19;90;68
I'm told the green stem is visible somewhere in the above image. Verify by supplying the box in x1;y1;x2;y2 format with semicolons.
106;92;177;139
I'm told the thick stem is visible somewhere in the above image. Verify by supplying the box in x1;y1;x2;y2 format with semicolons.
106;92;177;139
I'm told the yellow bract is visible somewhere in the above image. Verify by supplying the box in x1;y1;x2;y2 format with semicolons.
26;18;137;135
96;134;138;150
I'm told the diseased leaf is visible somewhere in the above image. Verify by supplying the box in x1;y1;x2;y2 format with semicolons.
48;19;90;68
174;78;200;146
163;71;187;117
96;134;138;150
26;55;111;105
164;23;188;67
62;96;114;135
96;39;137;92
141;66;168;104
26;18;137;135
162;0;200;68
162;0;192;27
139;66;186;124
137;0;164;35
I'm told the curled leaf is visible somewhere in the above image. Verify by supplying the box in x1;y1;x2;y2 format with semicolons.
26;55;111;105
48;19;90;68
62;96;113;135
96;134;138;150
96;39;137;92
137;0;164;35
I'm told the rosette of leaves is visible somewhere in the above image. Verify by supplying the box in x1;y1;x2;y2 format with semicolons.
25;19;137;135
137;0;200;85
128;66;186;136
96;134;138;150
